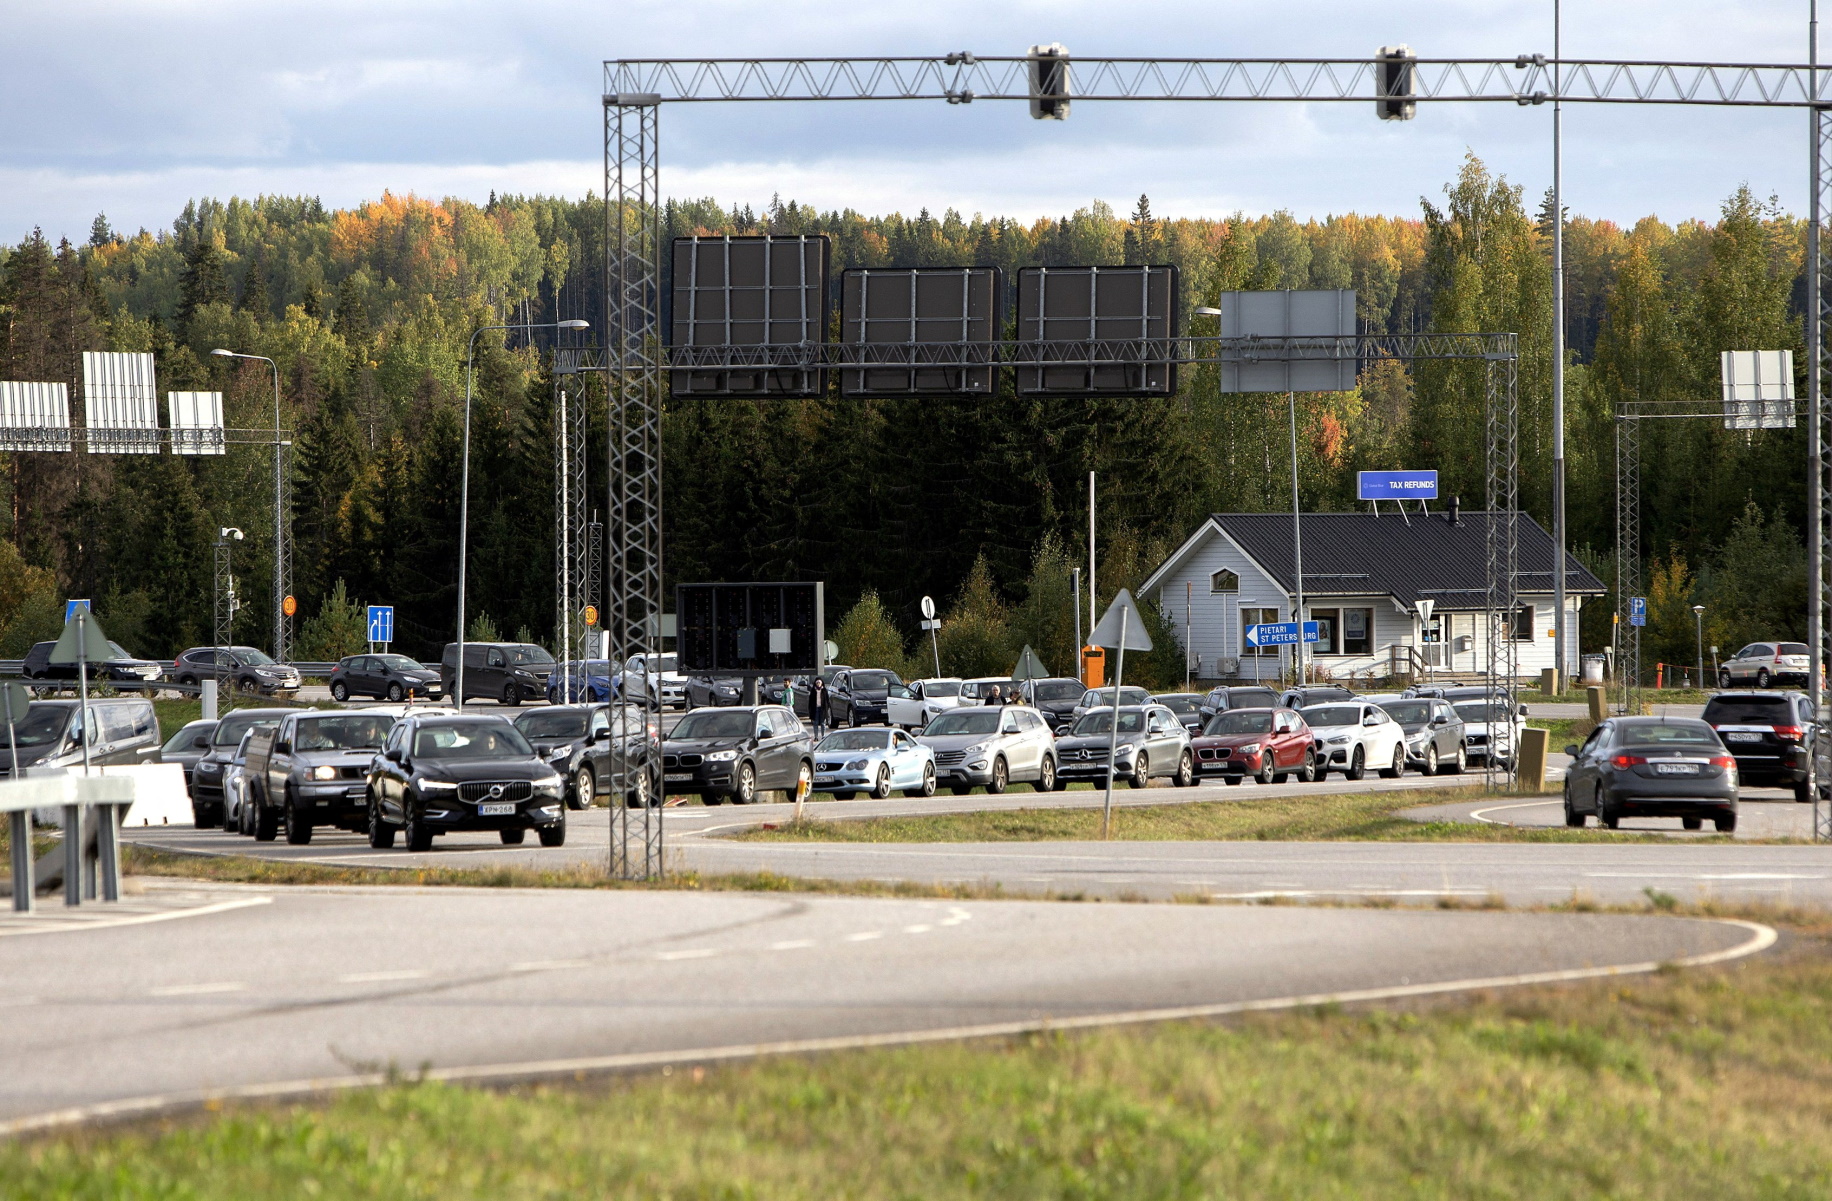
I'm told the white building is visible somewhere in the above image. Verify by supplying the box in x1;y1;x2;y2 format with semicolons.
1139;508;1605;685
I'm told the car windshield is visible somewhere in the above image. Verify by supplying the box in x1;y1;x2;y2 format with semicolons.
924;711;1001;736
1453;702;1513;724
575;660;613;676
235;648;276;666
1379;701;1433;724
1204;711;1273;736
1302;705;1363;728
1702;698;1795;725
163;723;210;753
1216;690;1278;709
850;671;899;690
12;706;70;748
213;711;279;746
648;655;679;673
1779;642;1810;656
1619;722;1720;748
108;641;133;659
1156;695;1201;714
671;711;753;740
1081;687;1149;708
921;680;961;697
1031;681;1083;702
1072;710;1146;736
818;731;893;752
516;710;590;739
413;723;533;759
510;645;553;666
376;655;423;671
294;715;392;751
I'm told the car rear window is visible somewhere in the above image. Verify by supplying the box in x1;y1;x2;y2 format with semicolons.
1702;697;1794;725
1222;689;1278;709
1618;723;1720;748
1779;643;1809;656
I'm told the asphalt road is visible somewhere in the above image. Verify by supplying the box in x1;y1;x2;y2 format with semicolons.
0;881;1771;1133
1405;793;1820;841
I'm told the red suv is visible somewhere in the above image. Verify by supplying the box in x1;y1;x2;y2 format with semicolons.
1192;707;1316;785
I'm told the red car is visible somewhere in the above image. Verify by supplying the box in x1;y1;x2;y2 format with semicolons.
1192;707;1317;785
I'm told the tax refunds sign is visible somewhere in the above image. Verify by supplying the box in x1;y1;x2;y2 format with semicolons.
1357;470;1439;501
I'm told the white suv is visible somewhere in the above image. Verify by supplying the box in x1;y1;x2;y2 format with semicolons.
1299;700;1410;780
620;653;688;709
1719;641;1810;690
916;705;1059;794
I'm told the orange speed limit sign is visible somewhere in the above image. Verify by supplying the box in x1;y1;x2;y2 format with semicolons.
583;605;598;627
282;594;297;617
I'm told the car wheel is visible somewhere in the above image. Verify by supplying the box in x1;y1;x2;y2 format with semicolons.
1379;745;1405;779
1563;782;1585;827
502;682;522;707
1718;669;1732;689
221;793;237;833
626;770;652;810
1598;786;1620;830
1423;743;1439;775
1714;812;1738;833
1681;816;1702;830
283;789;312;845
571;765;595;810
987;756;1009;795
1442;744;1466;775
1175;752;1196;788
501;828;526;844
1795;764;1815;804
733;762;757;805
1256;755;1274;786
1345;746;1366;781
1297;751;1317;783
703;793;727;806
871;763;893;800
330;681;349;702
1130;752;1150;790
405;807;434;852
906;761;938;798
192;804;213;830
1036;755;1058;793
253;794;278;842
1757;668;1771;688
387;682;405;703
367;794;395;849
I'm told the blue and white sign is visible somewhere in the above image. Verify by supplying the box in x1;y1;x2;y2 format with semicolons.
1246;621;1323;648
1628;597;1647;628
366;605;395;644
1357;470;1440;501
64;598;92;622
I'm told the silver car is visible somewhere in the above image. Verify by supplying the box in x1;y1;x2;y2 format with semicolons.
1054;704;1196;789
916;705;1058;794
1719;641;1810;689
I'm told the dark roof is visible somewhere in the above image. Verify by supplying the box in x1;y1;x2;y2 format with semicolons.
1210;511;1605;606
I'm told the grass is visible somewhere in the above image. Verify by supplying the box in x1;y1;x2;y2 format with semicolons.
1528;715;1594;753
5;918;1830;1198
736;786;1724;845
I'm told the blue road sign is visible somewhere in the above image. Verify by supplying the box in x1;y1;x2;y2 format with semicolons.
64;599;92;622
366;605;395;644
1628;597;1647;627
1246;621;1323;647
1357;470;1439;501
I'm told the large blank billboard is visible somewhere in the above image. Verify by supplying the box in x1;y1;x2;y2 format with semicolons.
676;582;823;675
168;391;226;455
82;351;161;453
1015;265;1178;396
1720;349;1796;430
1216;289;1358;393
840;267;1002;397
669;235;830;398
0;382;73;451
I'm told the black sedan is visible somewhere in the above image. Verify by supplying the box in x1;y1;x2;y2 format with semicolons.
1563;717;1738;832
366;715;568;851
160;718;219;798
330;654;443;703
661;705;812;805
831;669;901;727
685;674;746;708
514;703;658;809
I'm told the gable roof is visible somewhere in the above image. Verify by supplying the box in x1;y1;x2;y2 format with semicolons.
1142;511;1606;607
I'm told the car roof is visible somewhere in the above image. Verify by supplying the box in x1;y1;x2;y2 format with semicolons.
1707;690;1801;700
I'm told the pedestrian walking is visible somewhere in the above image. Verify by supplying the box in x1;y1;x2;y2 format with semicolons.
782;676;796;719
808;675;829;739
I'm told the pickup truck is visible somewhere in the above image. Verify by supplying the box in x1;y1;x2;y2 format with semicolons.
244;710;397;843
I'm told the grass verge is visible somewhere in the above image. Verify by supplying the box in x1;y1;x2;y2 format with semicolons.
736;787;1724;844
5;919;1828;1197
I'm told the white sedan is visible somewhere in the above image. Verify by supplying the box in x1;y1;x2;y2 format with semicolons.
812;728;938;799
1299;701;1410;780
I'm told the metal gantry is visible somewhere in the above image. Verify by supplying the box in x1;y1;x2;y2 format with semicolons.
1485;345;1521;791
1615;409;1644;715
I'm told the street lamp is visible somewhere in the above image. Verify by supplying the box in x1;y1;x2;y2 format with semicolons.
454;319;590;709
1693;604;1707;691
210;349;288;663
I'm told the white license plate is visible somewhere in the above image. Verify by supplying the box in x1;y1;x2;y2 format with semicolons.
1725;732;1764;743
665;773;692;784
477;802;516;815
1655;763;1699;776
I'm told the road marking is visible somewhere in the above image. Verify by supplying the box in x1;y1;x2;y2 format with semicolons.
844;931;883;942
12;919;1773;1141
770;939;815;950
0;895;273;939
656;948;718;961
149;982;245;997
1214;888;1491;900
903;924;932;934
1584;872;1825;881
938;906;972;927
338;970;429;983
510;960;590;972
1470;800;1560;825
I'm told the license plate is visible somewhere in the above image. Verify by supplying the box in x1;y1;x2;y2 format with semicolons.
477;802;516;815
665;773;692;784
1725;732;1763;743
1655;763;1699;776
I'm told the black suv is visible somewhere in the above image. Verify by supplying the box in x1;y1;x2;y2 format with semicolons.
1198;684;1280;723
661;705;813;805
190;707;293;827
367;714;567;850
514;703;658;808
22;639;164;693
173;646;301;696
330;653;443;702
830;668;901;727
440;642;554;706
1703;690;1817;801
1022;677;1090;732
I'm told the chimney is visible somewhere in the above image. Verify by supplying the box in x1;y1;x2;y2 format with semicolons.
1446;496;1460;526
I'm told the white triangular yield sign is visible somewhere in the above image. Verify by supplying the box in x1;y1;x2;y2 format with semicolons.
1089;589;1154;653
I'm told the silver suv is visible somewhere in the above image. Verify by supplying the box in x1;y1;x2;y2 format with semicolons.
916;705;1058;795
1719;641;1810;689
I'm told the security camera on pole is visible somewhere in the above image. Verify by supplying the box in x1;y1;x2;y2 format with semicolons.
919;595;941;677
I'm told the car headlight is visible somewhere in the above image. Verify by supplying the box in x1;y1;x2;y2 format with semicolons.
1239;743;1262;755
309;765;338;781
705;749;738;762
1327;734;1350;745
845;757;870;771
198;761;221;774
419;780;458;792
532;775;565;796
548;745;572;761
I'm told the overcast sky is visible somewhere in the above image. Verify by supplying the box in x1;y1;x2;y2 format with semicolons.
1;1;1819;244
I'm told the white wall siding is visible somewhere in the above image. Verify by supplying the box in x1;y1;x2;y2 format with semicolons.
1148;524;1289;682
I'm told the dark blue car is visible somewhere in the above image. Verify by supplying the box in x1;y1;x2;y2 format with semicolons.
548;659;617;704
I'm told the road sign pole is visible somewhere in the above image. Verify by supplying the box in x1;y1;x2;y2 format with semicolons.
1101;605;1129;841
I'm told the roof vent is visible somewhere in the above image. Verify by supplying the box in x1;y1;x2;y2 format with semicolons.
1446;496;1461;526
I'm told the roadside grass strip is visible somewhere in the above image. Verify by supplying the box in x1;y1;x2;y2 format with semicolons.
5;920;1829;1197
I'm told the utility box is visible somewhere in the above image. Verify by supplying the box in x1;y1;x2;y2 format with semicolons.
1081;645;1104;688
1517;727;1550;793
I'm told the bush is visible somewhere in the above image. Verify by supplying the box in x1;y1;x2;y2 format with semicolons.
0;540;61;657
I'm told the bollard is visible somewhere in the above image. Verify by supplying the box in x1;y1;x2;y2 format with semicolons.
201;678;218;721
1540;667;1560;696
8;810;31;914
1517;727;1551;792
1586;685;1607;724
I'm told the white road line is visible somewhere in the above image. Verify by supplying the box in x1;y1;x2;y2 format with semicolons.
509;960;591;972
0;895;273;938
1584;872;1825;880
844;931;883;942
770;939;816;950
903;924;932;934
9;919;1772;1141
1213;888;1492;900
656;948;718;961
149;982;246;997
338;970;429;984
1470;800;1561;825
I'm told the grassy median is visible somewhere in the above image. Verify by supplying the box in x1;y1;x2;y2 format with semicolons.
5;917;1828;1198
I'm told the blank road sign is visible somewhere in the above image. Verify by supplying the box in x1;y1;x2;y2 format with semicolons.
1720;350;1795;430
840;267;1002;397
1015;264;1179;397
1217;289;1357;394
0;382;73;451
669;235;830;398
83;352;161;454
168;391;226;455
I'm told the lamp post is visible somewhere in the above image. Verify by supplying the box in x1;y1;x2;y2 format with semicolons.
454;319;590;709
210;349;289;663
1693;604;1706;691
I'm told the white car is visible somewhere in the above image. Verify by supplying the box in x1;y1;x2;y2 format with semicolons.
959;676;1018;705
889;678;966;729
811;727;938;798
917;705;1059;794
1450;696;1528;768
619;653;688;709
1299;701;1410;780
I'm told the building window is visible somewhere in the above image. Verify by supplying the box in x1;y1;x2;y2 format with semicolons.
1342;607;1374;655
1512;605;1536;642
1311;608;1341;655
1241;606;1280;657
1210;569;1238;593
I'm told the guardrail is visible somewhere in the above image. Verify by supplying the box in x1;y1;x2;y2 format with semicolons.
0;661;355;680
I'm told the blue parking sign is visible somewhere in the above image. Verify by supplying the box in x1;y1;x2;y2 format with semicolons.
1628;597;1647;627
64;599;92;622
366;605;395;644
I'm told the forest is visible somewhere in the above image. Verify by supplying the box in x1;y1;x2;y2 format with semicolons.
0;153;1811;686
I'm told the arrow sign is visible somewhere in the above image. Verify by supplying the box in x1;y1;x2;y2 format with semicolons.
1089;589;1154;653
1245;621;1322;647
366;605;394;643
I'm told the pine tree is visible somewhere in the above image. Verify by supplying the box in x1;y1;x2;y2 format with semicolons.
176;234;231;335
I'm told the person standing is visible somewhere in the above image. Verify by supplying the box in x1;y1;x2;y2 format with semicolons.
808;675;829;739
984;683;1003;707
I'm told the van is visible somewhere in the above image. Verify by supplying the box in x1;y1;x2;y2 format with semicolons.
439;642;555;707
0;697;162;777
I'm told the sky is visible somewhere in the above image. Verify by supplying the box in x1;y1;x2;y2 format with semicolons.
0;0;1821;244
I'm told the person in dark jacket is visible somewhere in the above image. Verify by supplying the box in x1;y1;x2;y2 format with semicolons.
984;684;1003;707
808;676;829;738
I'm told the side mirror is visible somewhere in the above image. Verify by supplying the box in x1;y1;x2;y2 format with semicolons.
757;728;774;740
275;741;291;755
1518;704;1528;716
386;747;403;763
1363;715;1379;727
1564;744;1580;757
192;735;209;749
1002;723;1020;736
